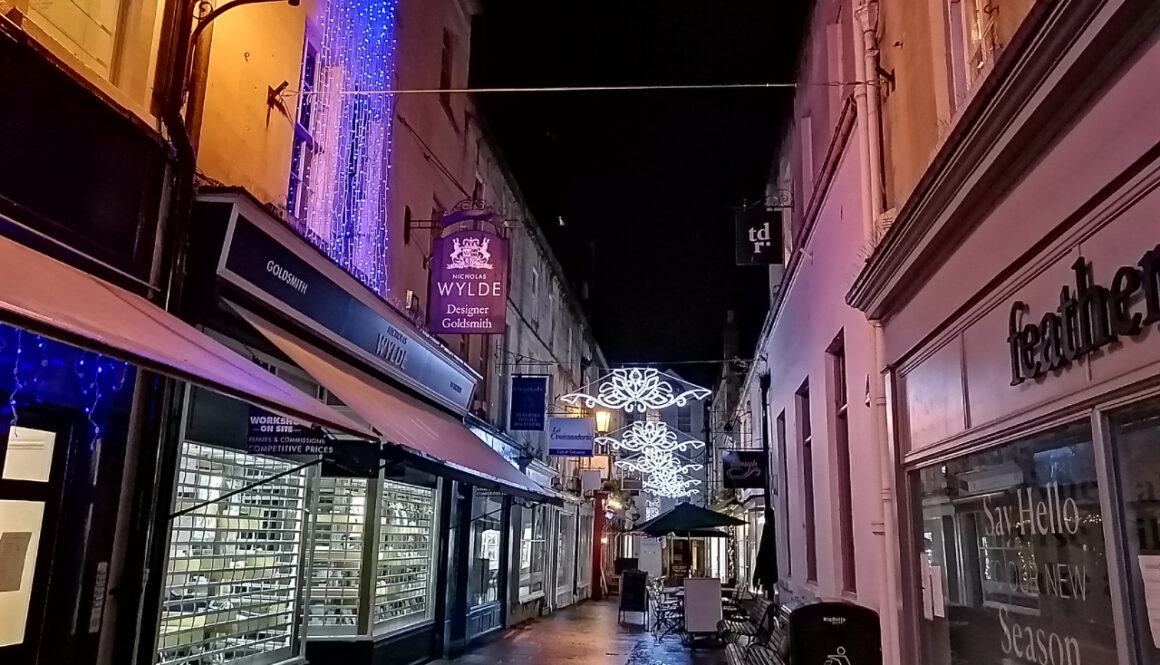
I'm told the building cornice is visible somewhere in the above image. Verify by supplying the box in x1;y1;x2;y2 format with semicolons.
846;0;1160;319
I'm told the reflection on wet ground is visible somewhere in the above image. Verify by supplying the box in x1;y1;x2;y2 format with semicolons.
438;599;727;665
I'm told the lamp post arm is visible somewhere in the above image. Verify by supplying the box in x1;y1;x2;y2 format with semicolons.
189;0;297;48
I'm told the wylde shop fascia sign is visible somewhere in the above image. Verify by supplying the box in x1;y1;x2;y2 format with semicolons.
1007;249;1160;385
203;194;478;413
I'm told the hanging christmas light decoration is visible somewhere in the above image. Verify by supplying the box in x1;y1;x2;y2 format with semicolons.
560;368;710;413
597;420;705;455
0;325;133;453
642;465;703;498
303;0;399;294
603;420;705;498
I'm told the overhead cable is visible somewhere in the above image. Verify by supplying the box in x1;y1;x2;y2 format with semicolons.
290;80;870;97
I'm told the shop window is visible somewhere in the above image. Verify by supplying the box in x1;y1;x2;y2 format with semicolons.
519;504;547;599
1107;399;1160;661
829;333;856;593
159;443;308;665
577;513;593;588
307;478;367;632
797;382;817;583
374;480;436;631
557;511;576;594
469;489;504;607
916;420;1116;665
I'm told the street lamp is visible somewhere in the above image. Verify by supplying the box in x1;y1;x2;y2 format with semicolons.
595;409;612;434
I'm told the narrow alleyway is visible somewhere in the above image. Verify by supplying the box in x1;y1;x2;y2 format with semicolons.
434;601;728;665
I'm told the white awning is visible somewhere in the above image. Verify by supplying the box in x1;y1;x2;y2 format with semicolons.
235;308;550;499
0;235;374;438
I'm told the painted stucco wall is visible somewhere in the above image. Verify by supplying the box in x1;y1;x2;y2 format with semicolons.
758;137;886;606
878;0;1038;215
195;3;312;206
884;37;1160;455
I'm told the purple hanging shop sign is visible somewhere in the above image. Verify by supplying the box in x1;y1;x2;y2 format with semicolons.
427;228;508;334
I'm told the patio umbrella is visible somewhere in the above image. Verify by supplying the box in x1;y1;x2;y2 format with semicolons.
664;528;729;538
634;502;746;537
752;511;779;591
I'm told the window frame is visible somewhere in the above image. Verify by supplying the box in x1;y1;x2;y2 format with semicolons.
438;28;457;127
828;332;856;594
518;504;548;601
286;38;320;222
776;410;790;578
797;381;817;583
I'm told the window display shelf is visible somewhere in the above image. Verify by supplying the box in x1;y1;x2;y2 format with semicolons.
373;481;436;633
308;477;368;629
158;442;307;665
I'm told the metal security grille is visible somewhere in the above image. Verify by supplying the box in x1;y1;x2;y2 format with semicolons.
374;480;436;631
308;477;367;629
158;442;308;665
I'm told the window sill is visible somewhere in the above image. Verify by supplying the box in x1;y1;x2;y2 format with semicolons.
518;591;545;603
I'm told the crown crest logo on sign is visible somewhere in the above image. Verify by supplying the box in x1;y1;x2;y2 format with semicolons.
447;237;493;270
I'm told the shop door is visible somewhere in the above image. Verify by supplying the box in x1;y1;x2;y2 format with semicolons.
0;408;91;665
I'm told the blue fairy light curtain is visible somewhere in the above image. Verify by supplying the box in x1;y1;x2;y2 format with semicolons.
0;325;134;450
304;0;399;294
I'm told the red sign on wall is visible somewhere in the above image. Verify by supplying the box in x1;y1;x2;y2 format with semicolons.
427;228;508;334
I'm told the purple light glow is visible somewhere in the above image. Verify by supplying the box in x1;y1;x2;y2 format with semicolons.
301;0;399;294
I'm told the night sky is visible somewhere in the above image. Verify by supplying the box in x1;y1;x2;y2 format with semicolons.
471;2;809;383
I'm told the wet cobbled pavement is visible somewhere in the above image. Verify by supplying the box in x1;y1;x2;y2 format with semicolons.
437;600;727;665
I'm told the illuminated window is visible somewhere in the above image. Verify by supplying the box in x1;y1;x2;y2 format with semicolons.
159;444;308;665
374;481;436;631
308;478;367;633
946;0;998;105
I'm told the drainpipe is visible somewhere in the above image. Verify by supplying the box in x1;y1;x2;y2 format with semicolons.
852;2;902;664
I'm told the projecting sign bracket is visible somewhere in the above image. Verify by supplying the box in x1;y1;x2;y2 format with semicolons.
407;219;530;230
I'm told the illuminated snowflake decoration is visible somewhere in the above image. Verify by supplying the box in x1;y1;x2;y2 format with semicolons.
597;421;705;455
647;478;700;498
616;440;703;499
559;368;710;413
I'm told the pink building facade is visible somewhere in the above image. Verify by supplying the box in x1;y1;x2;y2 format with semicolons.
847;0;1160;663
740;0;902;659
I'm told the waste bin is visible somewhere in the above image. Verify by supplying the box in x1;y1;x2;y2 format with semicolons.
787;602;881;665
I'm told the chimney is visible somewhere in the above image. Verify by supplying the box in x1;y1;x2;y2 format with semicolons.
723;309;739;359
